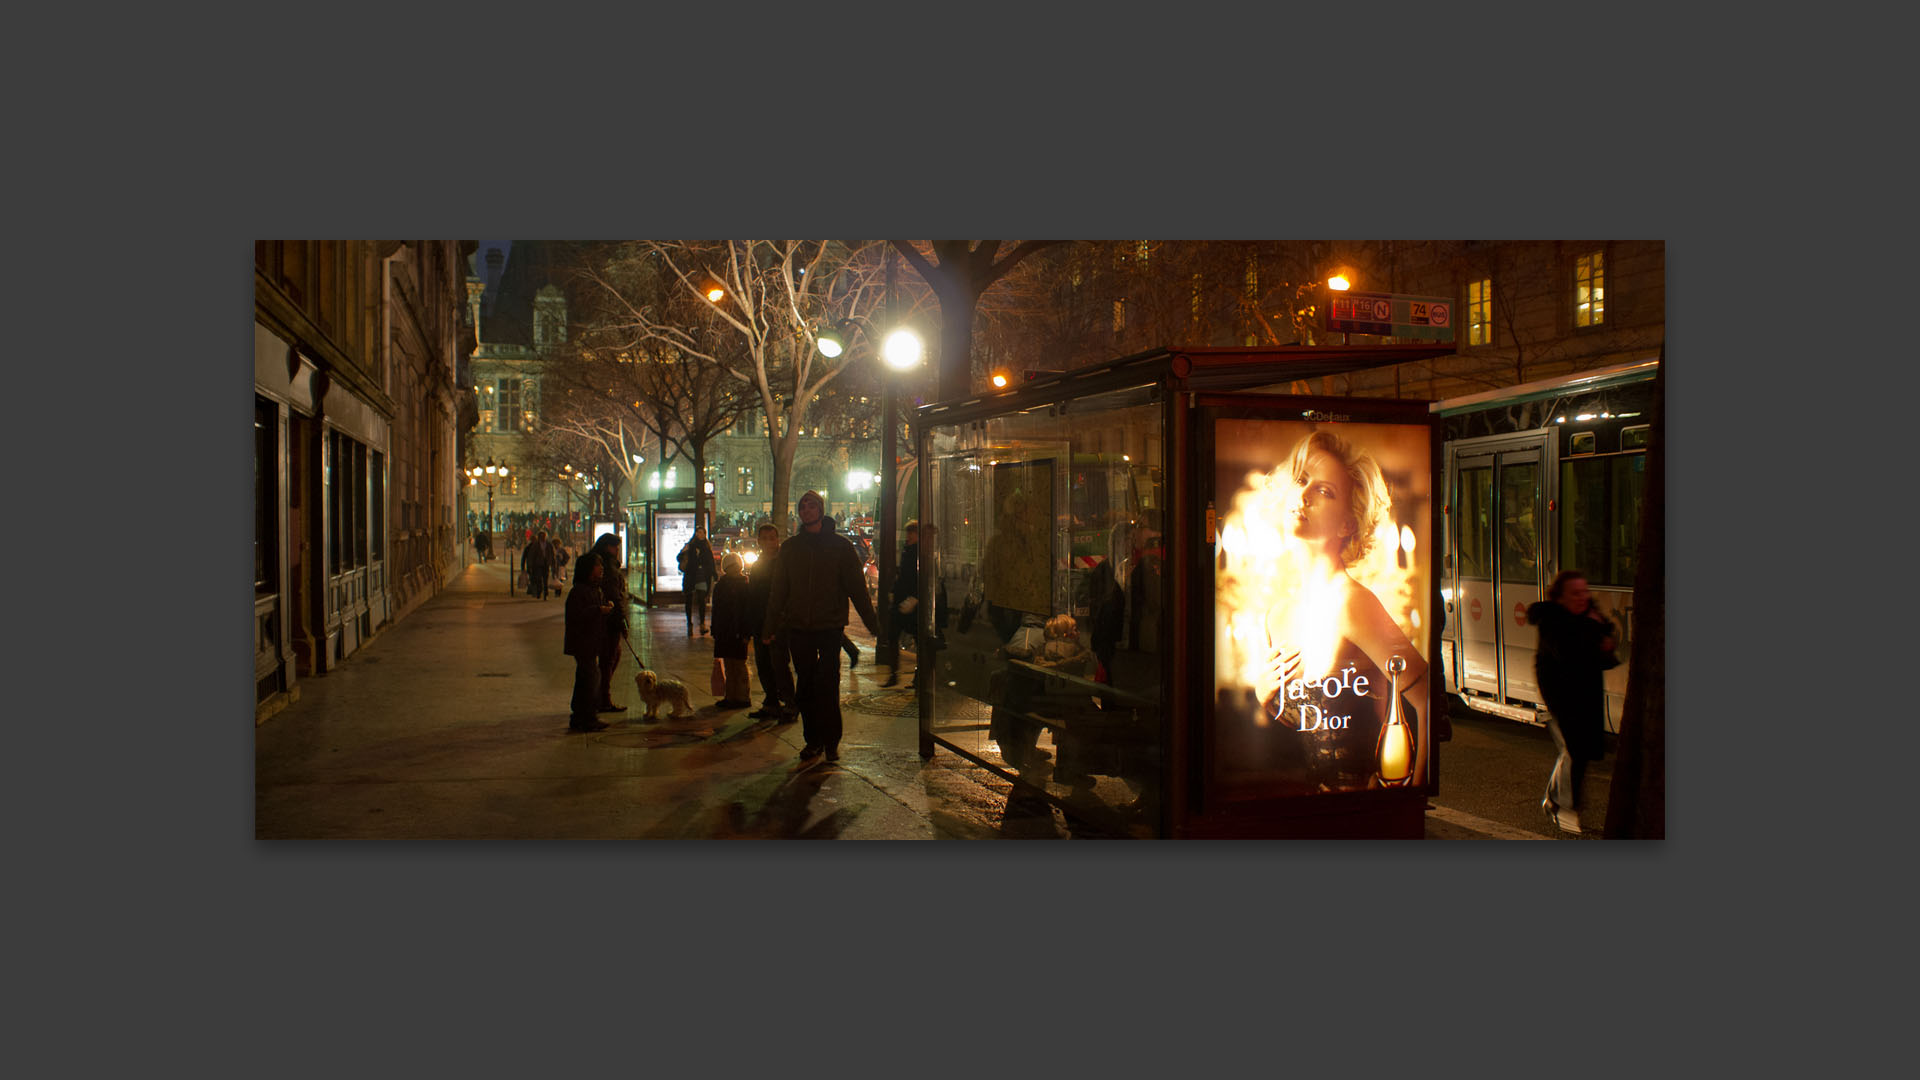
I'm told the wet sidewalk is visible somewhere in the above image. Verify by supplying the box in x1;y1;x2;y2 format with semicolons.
256;558;1554;839
255;558;1069;839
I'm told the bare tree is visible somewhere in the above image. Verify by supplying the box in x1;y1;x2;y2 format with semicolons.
891;241;1064;400
586;240;892;531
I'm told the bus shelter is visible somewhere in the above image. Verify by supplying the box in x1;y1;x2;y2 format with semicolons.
911;345;1452;838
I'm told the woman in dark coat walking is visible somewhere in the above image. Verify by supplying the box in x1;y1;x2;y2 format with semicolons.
564;554;615;731
1527;570;1619;835
708;552;753;707
678;530;718;636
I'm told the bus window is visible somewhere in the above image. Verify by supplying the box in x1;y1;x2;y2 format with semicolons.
1499;463;1539;584
1457;465;1492;580
1559;453;1646;588
1612;453;1645;586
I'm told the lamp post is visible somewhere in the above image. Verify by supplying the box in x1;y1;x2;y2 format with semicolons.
814;253;924;668
465;456;509;586
1326;272;1352;345
560;463;597;539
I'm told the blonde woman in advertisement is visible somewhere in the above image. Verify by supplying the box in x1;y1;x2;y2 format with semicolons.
1251;430;1429;791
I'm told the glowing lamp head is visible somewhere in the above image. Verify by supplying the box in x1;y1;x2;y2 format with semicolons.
881;328;924;371
1328;275;1351;291
991;372;1009;389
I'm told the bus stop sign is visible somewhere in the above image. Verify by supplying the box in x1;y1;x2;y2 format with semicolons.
1327;291;1455;342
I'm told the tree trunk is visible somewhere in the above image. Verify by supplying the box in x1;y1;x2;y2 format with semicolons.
1604;348;1665;838
935;276;978;402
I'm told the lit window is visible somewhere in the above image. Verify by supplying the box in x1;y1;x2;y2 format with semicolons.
1468;278;1492;346
498;379;523;431
1575;250;1605;328
737;466;755;495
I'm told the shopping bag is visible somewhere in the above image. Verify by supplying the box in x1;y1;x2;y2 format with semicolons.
709;659;726;697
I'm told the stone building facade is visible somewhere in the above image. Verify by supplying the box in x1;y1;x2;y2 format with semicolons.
253;240;472;722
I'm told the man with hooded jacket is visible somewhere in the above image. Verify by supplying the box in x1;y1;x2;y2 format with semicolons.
762;490;880;763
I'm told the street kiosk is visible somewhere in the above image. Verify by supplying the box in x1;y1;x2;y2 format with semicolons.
641;497;702;609
911;345;1453;838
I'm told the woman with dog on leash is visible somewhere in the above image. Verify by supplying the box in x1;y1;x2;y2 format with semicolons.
592;532;633;713
564;554;616;732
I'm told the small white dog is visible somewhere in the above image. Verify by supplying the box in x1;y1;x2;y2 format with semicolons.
633;669;693;720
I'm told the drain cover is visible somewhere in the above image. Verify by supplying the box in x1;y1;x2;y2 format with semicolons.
477;672;512;677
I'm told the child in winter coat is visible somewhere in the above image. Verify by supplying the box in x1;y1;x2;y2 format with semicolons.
708;552;753;708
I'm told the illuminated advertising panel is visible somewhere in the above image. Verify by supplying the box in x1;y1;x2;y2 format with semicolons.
1211;413;1434;798
653;512;696;593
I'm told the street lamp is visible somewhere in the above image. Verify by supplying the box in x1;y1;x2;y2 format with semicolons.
560;463;596;533
813;256;925;668
465;456;510;563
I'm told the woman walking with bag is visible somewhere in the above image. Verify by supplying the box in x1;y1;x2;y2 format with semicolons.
1527;570;1618;835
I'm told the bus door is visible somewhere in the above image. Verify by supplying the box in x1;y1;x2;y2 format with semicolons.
1446;436;1549;719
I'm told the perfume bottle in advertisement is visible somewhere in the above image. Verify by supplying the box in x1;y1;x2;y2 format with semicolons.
1376;655;1413;786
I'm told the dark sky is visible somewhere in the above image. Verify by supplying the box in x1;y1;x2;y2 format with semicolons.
471;240;512;288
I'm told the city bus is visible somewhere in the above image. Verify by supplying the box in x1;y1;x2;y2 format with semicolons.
1433;357;1659;733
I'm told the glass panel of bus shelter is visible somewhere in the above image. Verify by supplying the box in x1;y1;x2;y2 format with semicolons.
1454;463;1498;694
1497;458;1541;702
926;391;1164;836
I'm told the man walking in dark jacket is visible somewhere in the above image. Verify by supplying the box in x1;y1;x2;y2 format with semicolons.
763;491;880;763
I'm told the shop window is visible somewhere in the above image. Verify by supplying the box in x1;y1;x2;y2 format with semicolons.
371;450;385;561
1467;277;1492;346
1575;250;1605;328
255;399;277;592
353;440;369;568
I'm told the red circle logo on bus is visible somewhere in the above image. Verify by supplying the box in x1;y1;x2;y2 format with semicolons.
1469;598;1482;621
1514;602;1527;627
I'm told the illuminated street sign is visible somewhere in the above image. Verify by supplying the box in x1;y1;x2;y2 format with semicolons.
1327;291;1455;341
